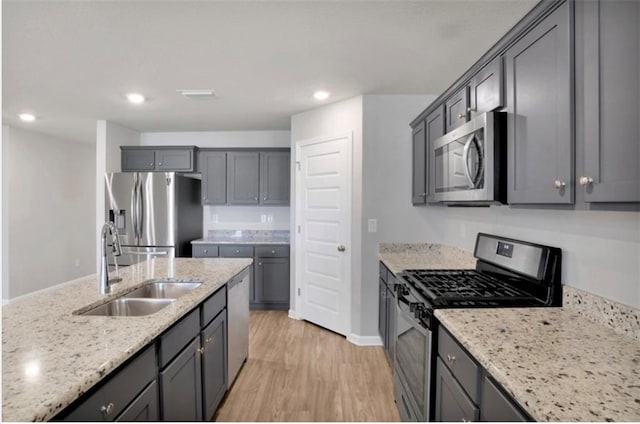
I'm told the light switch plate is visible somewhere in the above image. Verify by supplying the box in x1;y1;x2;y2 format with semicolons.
368;219;377;233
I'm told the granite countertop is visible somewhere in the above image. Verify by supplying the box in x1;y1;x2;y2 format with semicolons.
192;229;290;245
378;243;476;274
436;307;640;422
1;257;252;422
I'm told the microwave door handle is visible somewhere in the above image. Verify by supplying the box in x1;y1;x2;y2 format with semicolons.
462;134;476;188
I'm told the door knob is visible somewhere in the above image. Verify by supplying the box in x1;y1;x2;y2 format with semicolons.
337;245;346;252
579;176;593;186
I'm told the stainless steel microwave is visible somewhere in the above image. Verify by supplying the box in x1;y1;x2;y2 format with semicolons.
429;111;506;204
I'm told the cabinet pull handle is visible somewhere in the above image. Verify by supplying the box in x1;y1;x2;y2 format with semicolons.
467;107;476;113
271;250;276;254
579;176;593;187
258;262;262;266
235;249;240;253
206;337;213;344
203;249;208;253
158;162;162;166
264;197;267;200
446;353;456;364
149;163;154;166
554;180;566;189
100;402;115;415
197;346;205;354
254;197;258;201
458;113;465;120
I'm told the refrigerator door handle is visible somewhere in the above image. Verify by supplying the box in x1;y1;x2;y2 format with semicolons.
138;176;144;242
131;174;138;244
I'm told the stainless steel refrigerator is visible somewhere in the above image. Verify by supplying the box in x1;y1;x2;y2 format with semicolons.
105;172;202;267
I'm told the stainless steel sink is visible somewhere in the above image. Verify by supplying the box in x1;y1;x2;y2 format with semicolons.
80;298;175;316
123;281;202;299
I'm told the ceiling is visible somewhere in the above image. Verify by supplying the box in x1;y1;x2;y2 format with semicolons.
2;0;538;144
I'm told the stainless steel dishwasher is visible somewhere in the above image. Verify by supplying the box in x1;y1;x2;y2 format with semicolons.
227;267;250;386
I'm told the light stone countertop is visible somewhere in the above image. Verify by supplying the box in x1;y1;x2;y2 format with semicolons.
378;243;477;275
1;257;252;422
191;229;290;245
435;307;640;422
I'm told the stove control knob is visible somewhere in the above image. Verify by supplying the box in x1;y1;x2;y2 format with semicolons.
399;285;410;296
409;302;417;312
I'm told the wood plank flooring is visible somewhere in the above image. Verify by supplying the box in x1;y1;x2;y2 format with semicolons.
215;310;400;422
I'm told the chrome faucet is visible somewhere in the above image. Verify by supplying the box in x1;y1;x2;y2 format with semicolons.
99;222;122;295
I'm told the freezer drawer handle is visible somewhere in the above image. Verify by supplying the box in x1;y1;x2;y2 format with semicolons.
121;250;168;256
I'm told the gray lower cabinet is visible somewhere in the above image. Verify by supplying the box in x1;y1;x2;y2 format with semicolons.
505;1;573;204
227;151;260;205
121;147;197;172
579;0;640;203
200;151;227;205
435;326;529;422
378;262;396;364
469;56;503;118
411;120;427;205
116;381;159;422
378;276;388;347
255;257;290;308
385;275;397;364
201;311;227;420
445;86;470;133
260;151;290;205
160;337;203;421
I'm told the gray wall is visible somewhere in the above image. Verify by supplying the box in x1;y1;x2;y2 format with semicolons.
3;126;96;300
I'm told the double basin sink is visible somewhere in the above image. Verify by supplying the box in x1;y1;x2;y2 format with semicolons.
79;281;202;317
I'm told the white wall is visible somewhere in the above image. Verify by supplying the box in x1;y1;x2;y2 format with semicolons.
290;96;364;339
2;126;10;301
141;130;291;235
3;126;96;300
95;121;140;268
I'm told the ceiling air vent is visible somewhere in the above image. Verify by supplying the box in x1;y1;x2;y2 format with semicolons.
176;89;216;100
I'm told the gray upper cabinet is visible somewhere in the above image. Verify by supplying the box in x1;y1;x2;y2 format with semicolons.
121;146;197;172
259;151;290;205
200;151;227;205
227;152;260;205
411;120;427;205
469;57;504;118
426;106;445;202
580;0;640;203
505;1;574;204
445;86;470;133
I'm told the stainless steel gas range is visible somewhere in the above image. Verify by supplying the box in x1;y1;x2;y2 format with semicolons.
393;233;562;422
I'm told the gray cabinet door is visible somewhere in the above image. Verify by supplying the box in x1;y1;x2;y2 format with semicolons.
378;278;387;344
445;86;470;133
160;337;203;421
434;358;480;422
470;56;504;118
116;381;159;422
227;152;260;205
581;0;640;202
260;151;290;205
426;105;446;201
122;150;155;172
201;152;227;205
255;257;290;306
157;149;193;172
385;283;396;364
479;376;528;422
201;311;227;421
411;120;427;204
505;1;573;204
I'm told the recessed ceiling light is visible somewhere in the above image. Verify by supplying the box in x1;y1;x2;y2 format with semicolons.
18;113;36;122
176;89;216;99
314;90;330;101
126;93;145;104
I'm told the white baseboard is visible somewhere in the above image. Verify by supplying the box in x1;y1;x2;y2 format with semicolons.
347;333;384;346
288;309;301;320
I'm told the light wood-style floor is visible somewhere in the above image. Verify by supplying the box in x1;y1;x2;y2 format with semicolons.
215;310;400;422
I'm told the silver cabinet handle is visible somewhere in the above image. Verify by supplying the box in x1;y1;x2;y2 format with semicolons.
258;262;262;266
271;250;276;254
235;249;240;253
100;402;115;415
197;346;205;355
579;176;593;186
458;112;465;119
554;180;566;189
158;162;162;166
254;197;258;201
337;245;346;252
149;163;154;166
206;337;213;344
203;249;208;253
263;197;267;200
446;353;456;364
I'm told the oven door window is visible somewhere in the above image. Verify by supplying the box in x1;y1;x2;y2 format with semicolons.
396;307;431;417
434;129;485;193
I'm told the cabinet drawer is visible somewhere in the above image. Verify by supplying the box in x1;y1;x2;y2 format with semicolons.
255;245;289;258
480;376;528;422
220;245;254;257
159;308;200;368
438;326;481;403
192;245;219;258
61;345;156;421
379;262;388;283
201;287;226;327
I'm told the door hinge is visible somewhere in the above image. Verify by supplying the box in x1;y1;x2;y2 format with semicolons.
296;161;301;171
297;225;301;234
166;176;172;186
298;288;301;296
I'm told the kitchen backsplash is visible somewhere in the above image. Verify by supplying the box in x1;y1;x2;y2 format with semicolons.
203;205;290;233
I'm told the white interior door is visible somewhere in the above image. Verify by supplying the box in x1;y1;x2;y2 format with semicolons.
295;133;351;336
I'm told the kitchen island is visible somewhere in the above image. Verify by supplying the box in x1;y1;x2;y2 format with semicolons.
1;257;252;422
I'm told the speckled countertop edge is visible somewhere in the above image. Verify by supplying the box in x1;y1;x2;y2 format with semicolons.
436;307;640;422
378;243;476;274
2;257;252;422
191;229;290;245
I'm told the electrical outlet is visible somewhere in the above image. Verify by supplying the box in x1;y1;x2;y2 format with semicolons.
211;214;218;223
368;219;377;233
260;214;267;223
267;214;273;223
